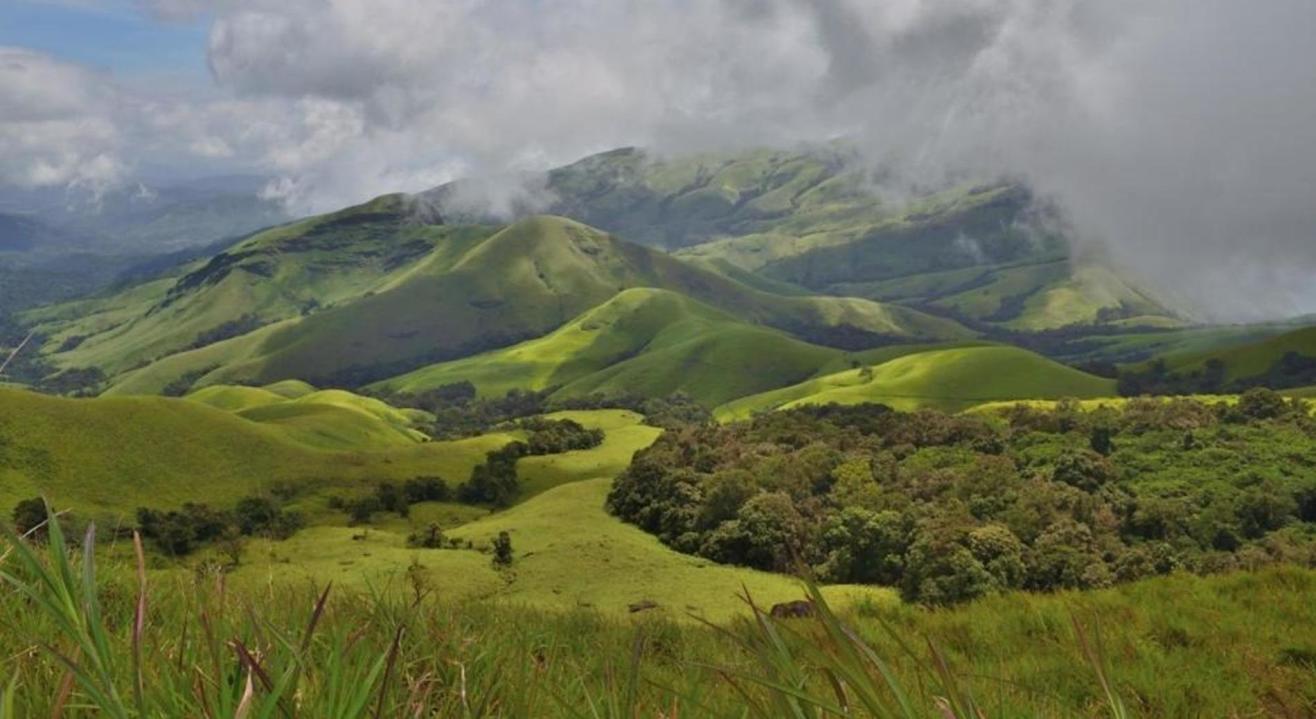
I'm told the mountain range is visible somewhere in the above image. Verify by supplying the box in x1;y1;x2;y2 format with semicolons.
9;146;1306;406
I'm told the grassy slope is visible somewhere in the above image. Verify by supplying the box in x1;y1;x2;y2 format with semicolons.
109;215;968;393
233;409;887;620
26;195;495;378
183;384;432;449
540;146;1177;332
717;345;1116;419
0;392;885;619
0;387;510;516
1158;325;1316;380
374;288;934;406
1047;323;1296;367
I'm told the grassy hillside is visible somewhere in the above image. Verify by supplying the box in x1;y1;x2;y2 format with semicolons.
224;407;884;619
1160;325;1316;380
0;392;877;618
514;146;1180;331
0;387;510;515
57;214;968;395
374;288;945;406
25;195;496;379
717;345;1116;419
180;383;434;448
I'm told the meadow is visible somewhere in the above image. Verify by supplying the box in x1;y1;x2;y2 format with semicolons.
1;512;1313;717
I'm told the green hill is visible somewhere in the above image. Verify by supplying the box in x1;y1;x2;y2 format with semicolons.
0;390;883;618
24;194;496;380
29;213;969;396
716;345;1116;419
0;387;510;515
1160;325;1316;381
184;383;433;449
374;288;947;406
511;146;1182;331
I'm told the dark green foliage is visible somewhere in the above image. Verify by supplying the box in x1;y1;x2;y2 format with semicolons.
1118;353;1316;396
10;497;49;539
608;399;1316;605
458;442;527;507
380;387;709;439
1235;387;1289;421
492;530;514;567
457;420;605;507
189;313;264;350
518;417;605;454
336;477;451;526
344;495;383;525
407;522;445;549
403;476;450;503
160;365;220;397
1089;425;1115;456
37;366;106;396
138;494;303;556
374;482;409;517
232;496;303;538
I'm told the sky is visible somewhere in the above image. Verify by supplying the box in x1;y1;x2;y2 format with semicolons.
1;0;1315;320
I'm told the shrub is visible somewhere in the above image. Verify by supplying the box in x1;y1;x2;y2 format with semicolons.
492;531;514;567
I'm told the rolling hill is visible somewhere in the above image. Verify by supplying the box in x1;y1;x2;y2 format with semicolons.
185;383;434;449
373;288;957;406
716;345;1117;419
0;386;510;515
24;194;496;379
1157;325;1316;381
26;210;970;396
466;146;1184;331
0;390;882;619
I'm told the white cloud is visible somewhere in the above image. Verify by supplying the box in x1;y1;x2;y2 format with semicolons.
4;1;1316;318
0;47;125;192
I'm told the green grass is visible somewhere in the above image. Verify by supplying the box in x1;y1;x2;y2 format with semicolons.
29;208;972;395
2;514;1313;716
185;384;433;449
375;288;943;406
1157;324;1316;380
0;386;511;517
717;345;1116;419
29;197;493;378
170;405;880;620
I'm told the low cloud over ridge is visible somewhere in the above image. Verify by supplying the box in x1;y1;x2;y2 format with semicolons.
6;1;1316;319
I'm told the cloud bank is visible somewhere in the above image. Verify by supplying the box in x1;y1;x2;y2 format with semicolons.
6;1;1316;318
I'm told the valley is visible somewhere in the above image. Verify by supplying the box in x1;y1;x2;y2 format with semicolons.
2;145;1315;717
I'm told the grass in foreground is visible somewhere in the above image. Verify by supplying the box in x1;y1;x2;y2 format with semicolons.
2;513;1315;716
2;508;1252;716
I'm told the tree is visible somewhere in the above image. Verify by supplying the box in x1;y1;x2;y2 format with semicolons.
404;476;450;503
408;522;445;549
1089;425;1115;457
11;497;48;539
1236;388;1287;421
234;496;303;538
1052;450;1114;493
818;508;909;585
375;482;409;517
217;528;246;567
492;531;514;567
345;496;381;525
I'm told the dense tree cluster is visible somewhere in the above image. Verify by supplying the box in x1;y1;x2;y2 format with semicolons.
607;391;1316;605
517;417;605;454
136;494;304;558
1117;353;1316;396
330;476;451;525
457;419;604;507
377;384;711;438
